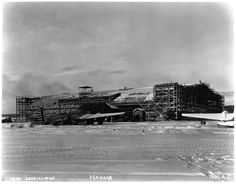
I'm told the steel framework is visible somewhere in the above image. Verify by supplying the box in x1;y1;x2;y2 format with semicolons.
16;82;224;121
16;96;41;121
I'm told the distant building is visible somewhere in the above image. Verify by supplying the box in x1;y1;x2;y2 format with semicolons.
16;81;224;121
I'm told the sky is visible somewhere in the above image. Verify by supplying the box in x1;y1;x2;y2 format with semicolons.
2;2;234;113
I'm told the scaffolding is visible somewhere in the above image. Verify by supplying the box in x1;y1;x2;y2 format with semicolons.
152;82;181;119
16;96;41;121
112;82;224;120
181;82;224;113
16;82;225;122
151;82;224;119
112;83;182;120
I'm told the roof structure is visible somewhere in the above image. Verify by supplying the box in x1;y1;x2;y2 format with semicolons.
112;87;153;102
79;86;92;89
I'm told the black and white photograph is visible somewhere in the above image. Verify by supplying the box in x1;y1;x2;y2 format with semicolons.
1;1;234;182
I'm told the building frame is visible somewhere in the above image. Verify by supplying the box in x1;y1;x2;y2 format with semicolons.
15;82;224;121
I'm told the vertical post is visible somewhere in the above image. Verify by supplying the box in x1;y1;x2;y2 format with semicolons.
16;96;18;122
40;107;44;122
58;101;61;115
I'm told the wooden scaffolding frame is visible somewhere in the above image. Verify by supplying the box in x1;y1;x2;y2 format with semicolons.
16;96;41;121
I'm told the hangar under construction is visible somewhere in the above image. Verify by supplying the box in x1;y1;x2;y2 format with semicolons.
15;81;224;123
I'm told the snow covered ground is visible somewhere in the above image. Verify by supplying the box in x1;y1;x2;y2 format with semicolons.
2;121;234;181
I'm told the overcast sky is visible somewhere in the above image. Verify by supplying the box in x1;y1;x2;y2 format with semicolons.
2;2;234;113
